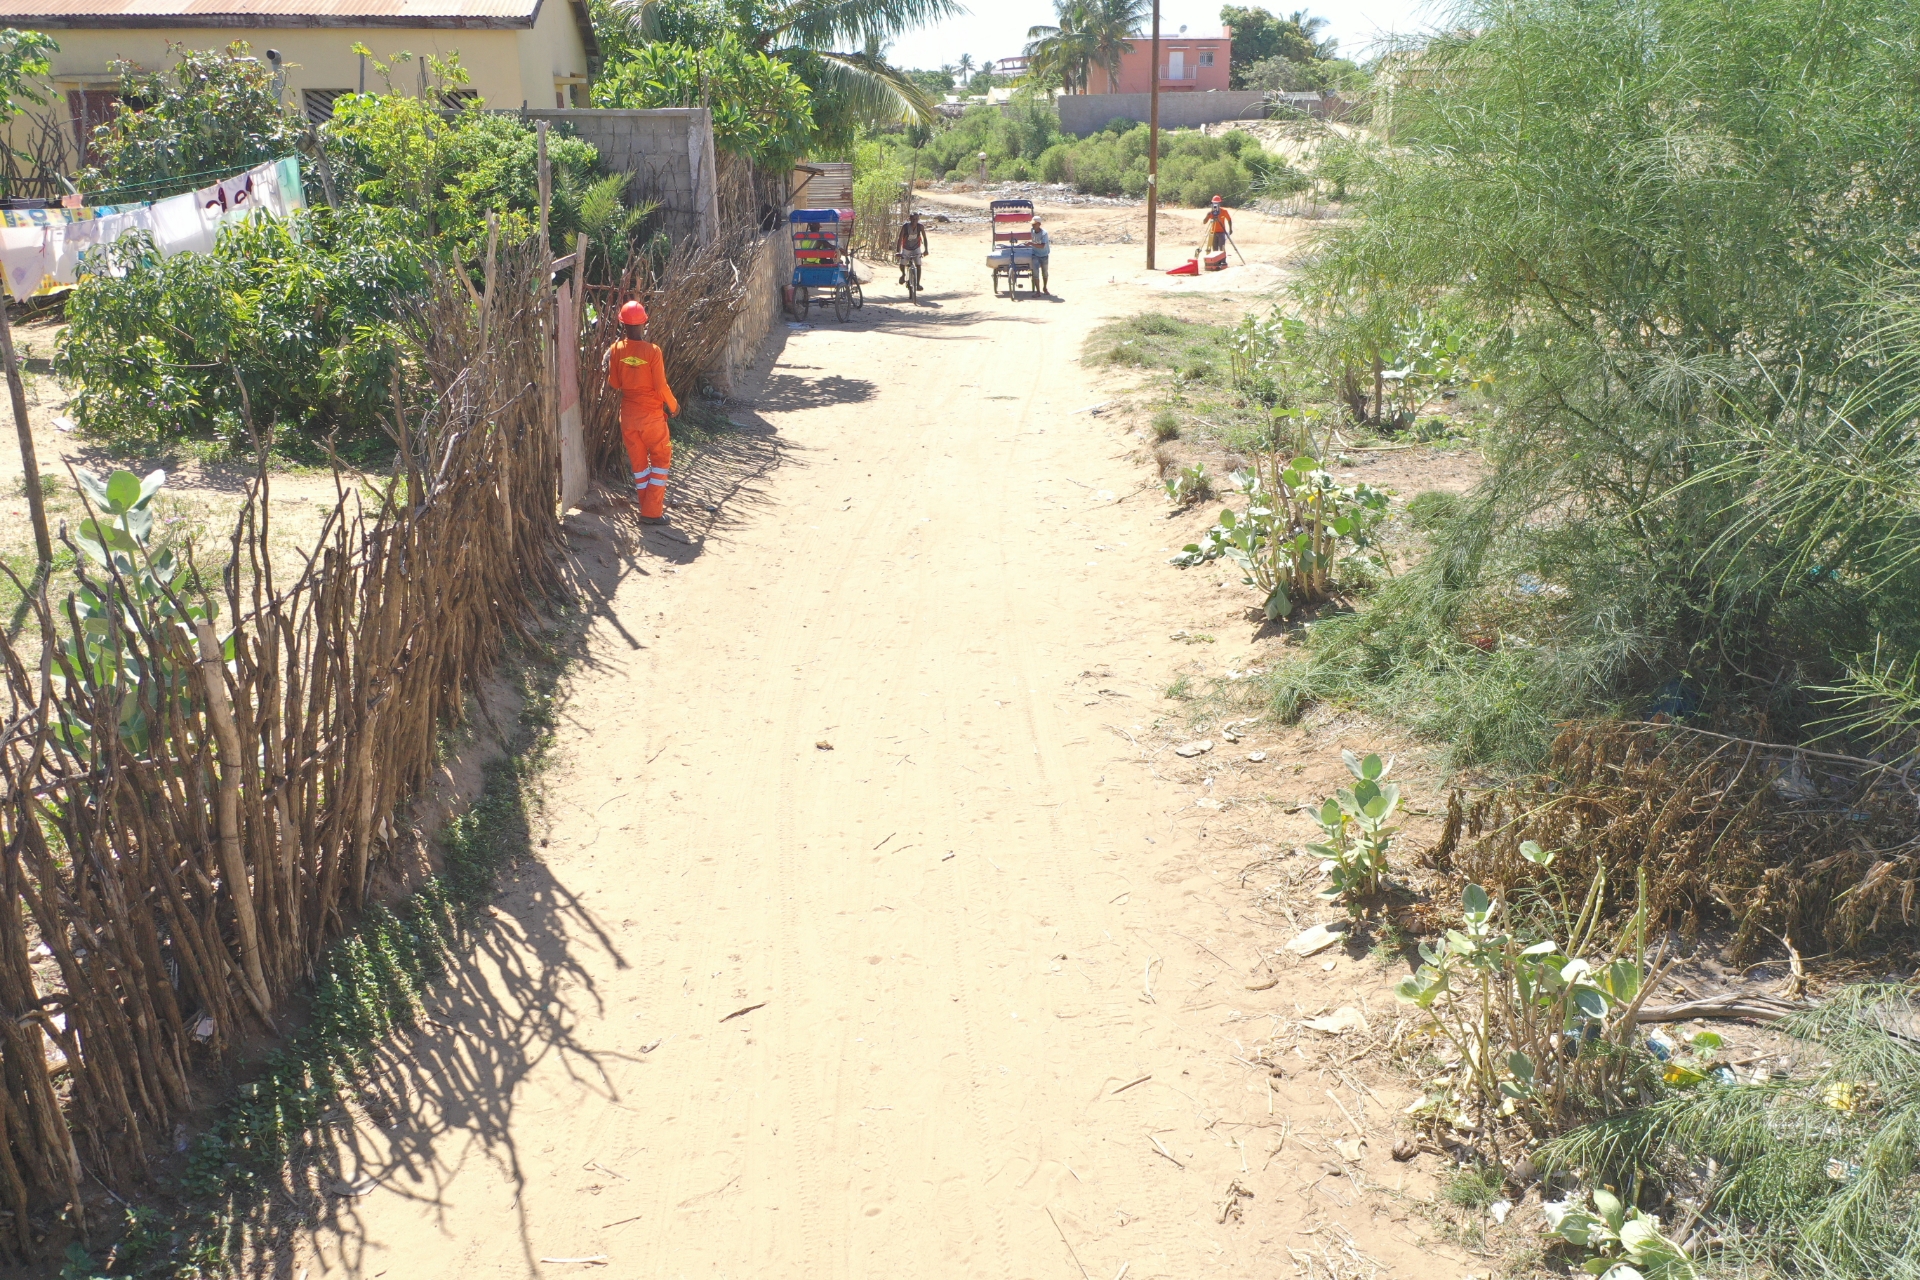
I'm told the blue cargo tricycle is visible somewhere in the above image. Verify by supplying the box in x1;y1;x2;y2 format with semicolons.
789;207;862;322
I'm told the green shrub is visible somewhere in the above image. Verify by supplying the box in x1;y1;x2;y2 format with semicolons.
56;206;425;453
592;35;813;170
1284;0;1920;763
324;70;603;258
1037;141;1073;183
848;110;1279;206
81;42;308;202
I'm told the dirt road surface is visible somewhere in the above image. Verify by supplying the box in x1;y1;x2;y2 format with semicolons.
302;202;1460;1279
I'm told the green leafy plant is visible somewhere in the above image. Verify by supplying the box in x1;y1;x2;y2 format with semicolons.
1395;864;1659;1140
1226;306;1306;407
593;34;815;170
56;205;423;450
1170;448;1388;619
1164;461;1211;506
58;468;212;756
1310;749;1398;911
1545;1188;1698;1280
80;41;307;201
324;52;604;257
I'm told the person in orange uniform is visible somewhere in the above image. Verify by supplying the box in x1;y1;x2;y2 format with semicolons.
1203;195;1232;253
604;299;679;524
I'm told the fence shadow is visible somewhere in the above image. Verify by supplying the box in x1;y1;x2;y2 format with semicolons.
212;405;798;1276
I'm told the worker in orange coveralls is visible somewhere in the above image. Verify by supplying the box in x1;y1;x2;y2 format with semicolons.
1202;195;1233;253
604;299;679;524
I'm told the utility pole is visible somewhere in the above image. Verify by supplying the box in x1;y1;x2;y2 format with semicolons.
1146;0;1161;270
0;301;51;566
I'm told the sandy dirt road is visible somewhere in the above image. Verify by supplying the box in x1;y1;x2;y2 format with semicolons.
302;203;1455;1280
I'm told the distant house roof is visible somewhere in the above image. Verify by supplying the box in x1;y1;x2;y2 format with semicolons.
0;0;562;28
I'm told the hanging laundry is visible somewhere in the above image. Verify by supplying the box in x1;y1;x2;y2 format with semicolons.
0;156;305;301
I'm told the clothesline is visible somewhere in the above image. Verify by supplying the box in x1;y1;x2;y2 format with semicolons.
0;155;304;301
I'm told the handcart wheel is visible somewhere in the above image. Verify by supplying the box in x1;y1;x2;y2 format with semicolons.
852;281;864;310
834;283;852;322
795;286;810;320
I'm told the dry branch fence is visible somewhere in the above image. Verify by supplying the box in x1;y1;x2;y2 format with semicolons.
0;237;565;1254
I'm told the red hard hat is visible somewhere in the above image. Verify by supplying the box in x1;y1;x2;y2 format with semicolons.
618;299;648;325
1211;194;1223;203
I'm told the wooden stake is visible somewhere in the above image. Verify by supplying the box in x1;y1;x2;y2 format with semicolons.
0;300;51;564
537;120;551;253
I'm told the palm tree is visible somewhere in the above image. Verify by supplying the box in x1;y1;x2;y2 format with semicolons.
1026;0;1147;94
955;52;975;80
1284;9;1338;59
604;0;960;136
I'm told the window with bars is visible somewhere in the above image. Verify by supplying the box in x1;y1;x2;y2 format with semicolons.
1199;50;1215;66
302;88;351;124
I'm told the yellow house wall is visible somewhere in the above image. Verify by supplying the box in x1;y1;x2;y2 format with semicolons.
27;8;588;116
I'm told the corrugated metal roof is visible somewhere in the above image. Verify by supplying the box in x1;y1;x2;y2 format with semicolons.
0;0;543;25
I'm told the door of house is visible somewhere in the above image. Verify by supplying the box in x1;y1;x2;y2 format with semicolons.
1167;50;1185;80
67;89;118;168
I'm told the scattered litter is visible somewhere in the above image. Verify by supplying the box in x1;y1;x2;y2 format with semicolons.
1488;1198;1513;1225
173;1123;188;1153
1322;959;1337;971
1392;1138;1418;1162
815;740;834;751
639;1038;664;1053
1111;1074;1152;1095
720;1002;766;1023
1303;1007;1369;1036
1148;1134;1184;1168
1216;1178;1255;1224
52;415;75;432
192;1014;215;1042
1333;1138;1364;1163
1247;751;1267;763
1174;740;1213;758
1285;923;1348;957
538;1257;608;1267
1195;798;1222;810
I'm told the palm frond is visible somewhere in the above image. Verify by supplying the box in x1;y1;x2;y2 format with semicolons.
780;47;939;125
765;0;965;55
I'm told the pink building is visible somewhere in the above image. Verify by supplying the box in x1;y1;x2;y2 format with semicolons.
1083;31;1232;93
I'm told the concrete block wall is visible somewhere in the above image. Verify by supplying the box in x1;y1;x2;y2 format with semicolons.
715;228;792;396
516;107;720;241
1057;91;1272;136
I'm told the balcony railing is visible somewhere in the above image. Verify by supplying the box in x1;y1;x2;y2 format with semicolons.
1160;66;1200;81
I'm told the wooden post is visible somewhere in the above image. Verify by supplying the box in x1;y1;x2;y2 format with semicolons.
1146;0;1161;271
304;122;341;209
537;119;551;252
0;300;51;565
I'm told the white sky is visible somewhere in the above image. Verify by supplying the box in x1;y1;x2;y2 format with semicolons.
886;0;1445;72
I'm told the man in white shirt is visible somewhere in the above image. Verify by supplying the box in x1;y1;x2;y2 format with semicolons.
1027;217;1052;294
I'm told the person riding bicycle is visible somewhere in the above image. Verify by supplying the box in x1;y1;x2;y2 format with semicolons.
896;211;929;284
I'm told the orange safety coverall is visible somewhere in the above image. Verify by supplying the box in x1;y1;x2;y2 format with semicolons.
605;337;679;518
